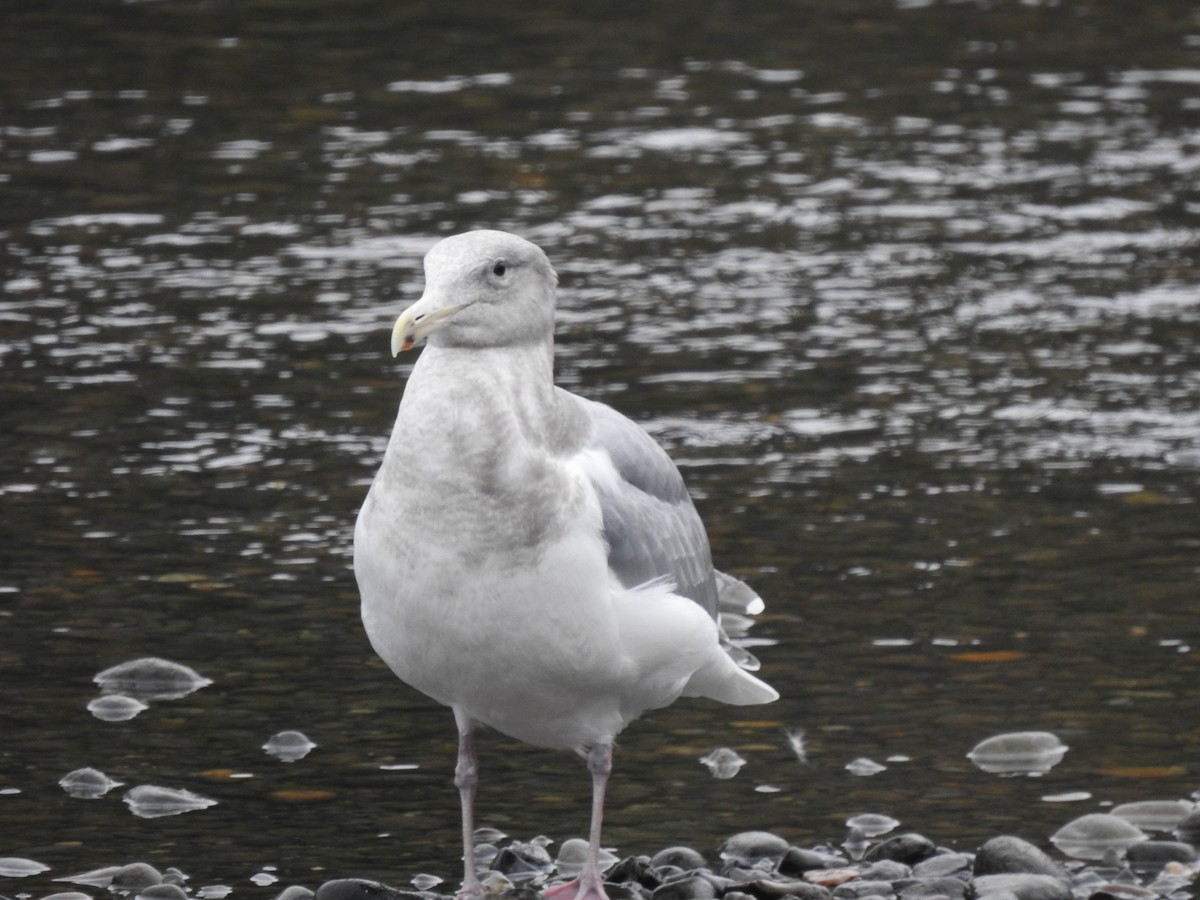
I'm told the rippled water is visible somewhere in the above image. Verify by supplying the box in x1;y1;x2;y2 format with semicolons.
3;1;1199;897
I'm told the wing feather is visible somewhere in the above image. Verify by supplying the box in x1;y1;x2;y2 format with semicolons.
569;394;718;619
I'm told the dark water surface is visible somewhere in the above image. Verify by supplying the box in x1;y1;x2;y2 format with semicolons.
3;0;1199;895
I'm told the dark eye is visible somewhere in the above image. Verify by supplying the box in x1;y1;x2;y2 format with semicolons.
491;259;507;278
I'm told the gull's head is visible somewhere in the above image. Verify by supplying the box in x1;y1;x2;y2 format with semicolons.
391;230;558;356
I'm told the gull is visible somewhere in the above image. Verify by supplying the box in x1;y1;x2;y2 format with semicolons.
354;230;778;900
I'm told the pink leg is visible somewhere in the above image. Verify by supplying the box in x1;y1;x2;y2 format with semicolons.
544;742;613;900
454;719;483;899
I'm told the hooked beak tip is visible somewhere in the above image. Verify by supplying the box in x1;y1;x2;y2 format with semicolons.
390;302;464;357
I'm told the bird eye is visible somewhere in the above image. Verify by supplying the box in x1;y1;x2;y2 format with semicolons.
491;259;507;278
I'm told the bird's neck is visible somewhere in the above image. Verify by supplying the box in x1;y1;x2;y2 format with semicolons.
412;340;556;407
392;340;584;461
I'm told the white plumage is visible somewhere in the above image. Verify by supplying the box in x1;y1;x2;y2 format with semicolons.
354;230;777;900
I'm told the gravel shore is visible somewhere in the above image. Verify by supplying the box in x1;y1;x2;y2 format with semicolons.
52;820;1195;900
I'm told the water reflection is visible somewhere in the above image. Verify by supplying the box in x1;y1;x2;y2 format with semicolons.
2;0;1199;895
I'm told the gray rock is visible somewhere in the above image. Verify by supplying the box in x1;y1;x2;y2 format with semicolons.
779;847;836;876
973;837;1066;880
751;879;833;900
608;856;657;889
651;847;708;872
866;834;937;866
913;853;973;878
650;875;717;900
898;876;968;900
862;860;911;882
1124;840;1197;871
833;879;895;899
972;873;1071;900
275;887;316;900
1174;810;1200;844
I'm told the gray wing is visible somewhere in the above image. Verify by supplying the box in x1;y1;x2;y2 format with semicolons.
571;394;719;619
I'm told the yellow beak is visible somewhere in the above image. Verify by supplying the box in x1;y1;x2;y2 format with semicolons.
390;302;464;356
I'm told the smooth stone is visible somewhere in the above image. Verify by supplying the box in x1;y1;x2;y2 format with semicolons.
721;832;791;864
42;893;92;900
974;837;1067;879
651;847;709;872
650;875;717;900
749;879;832;900
275;887;316;900
805;869;862;888
779;847;837;877
832;879;895;899
1124;840;1196;869
897;876;968;900
314;879;424;900
607;854;654;886
912;853;972;878
864;834;937;866
110;864;163;892
137;885;188;900
1089;884;1157;899
973;874;1072;900
861;860;910;882
1173;810;1200;843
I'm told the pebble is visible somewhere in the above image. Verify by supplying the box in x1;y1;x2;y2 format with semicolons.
35;823;1200;900
973;874;1072;900
1123;840;1196;871
832;878;895;899
779;847;839;876
898;875;968;900
911;851;972;878
754;880;832;900
650;875;718;900
651;847;709;872
1173;810;1200;843
974;836;1066;879
864;834;937;866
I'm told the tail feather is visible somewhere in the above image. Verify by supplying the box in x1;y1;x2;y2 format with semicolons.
684;652;779;706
